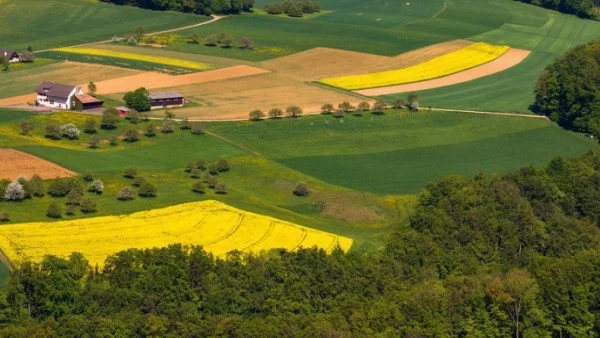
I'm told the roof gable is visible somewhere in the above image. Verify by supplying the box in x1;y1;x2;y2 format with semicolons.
36;82;77;99
0;50;19;59
149;92;184;100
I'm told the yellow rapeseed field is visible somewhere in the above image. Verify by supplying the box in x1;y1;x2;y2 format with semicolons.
320;42;510;90
53;47;210;71
0;201;353;267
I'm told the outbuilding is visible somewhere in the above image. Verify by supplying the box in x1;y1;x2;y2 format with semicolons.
149;91;184;110
74;94;104;110
0;49;20;63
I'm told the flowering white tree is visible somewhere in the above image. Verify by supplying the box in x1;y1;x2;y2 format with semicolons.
4;180;25;201
60;124;81;140
89;180;104;194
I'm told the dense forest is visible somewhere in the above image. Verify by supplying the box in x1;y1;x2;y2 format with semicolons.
532;40;600;138
515;0;600;18
0;150;600;336
99;0;255;15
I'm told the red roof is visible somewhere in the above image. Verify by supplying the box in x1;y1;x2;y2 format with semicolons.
75;94;103;104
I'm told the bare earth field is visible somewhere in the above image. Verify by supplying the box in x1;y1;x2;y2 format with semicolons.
260;40;473;80
355;48;531;96
0;149;77;180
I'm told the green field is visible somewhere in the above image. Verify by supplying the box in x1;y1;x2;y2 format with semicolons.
0;0;206;51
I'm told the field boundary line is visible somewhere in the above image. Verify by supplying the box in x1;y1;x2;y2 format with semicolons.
35;15;227;53
429;107;549;120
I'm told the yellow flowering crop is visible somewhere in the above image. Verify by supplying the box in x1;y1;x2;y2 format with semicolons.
0;201;353;267
53;47;210;70
320;42;510;90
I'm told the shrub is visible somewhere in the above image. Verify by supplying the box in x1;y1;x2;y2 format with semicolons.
338;101;354;112
217;33;233;48
80;198;97;213
192;181;205;193
268;108;283;119
333;108;344;118
238;37;254;49
19;120;33;135
286;105;303;118
66;204;76;216
191;123;204;135
109;135;119;146
46;202;62;219
188;33;201;44
117;187;135;200
161;119;175;133
124;128;139;142
138;182;157;197
132;176;146;187
83;118;97;134
321;103;334;114
185;162;196;172
125;109;140;124
123;167;137;179
265;3;284;14
16;176;31;199
216;159;230;172
60;124;81;140
101;108;120;129
407;92;419;111
89;180;104;194
88;135;101;149
66;189;82;206
249;109;264;121
180;118;191;130
392;98;405;109
287;4;304;17
48;179;69;197
0;211;10;223
205;35;218;46
372;101;386;115
82;171;94;182
28;174;44;197
4;180;25;201
190;168;202;179
215;183;228;194
357;101;371;111
45;123;61;140
293;182;309;196
195;159;207;170
144;123;156;137
208;164;219;175
204;174;218;188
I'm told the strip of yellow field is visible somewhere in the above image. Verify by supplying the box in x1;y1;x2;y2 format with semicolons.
320;42;510;90
53;47;211;71
0;201;353;267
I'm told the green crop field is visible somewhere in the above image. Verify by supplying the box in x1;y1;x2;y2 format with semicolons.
0;0;206;51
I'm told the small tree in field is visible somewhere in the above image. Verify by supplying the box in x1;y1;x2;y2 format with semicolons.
125;110;140;124
238;37;255;49
180;118;191;130
123;167;137;179
83;118;98;134
321;103;334;114
217;33;233;48
4;180;25;201
139;182;157;197
45;123;61;140
192;181;205;193
216;159;230;172
66;204;76;216
372;101;386;115
19;121;33;135
407;92;419;111
286;105;303;118
46;202;62;219
124;128;139;142
82;171;94;182
60;124;81;140
109;135;119;146
333;108;344;118
28;175;44;197
293;182;309;196
117;187;135;200
101;108;120;130
191;123;204;135
132;176;146;187
1;56;9;72
161;119;175;133
208;164;219;175
144;123;156;137
268;108;283;119
80;197;97;213
123;87;151;112
89;180;104;194
249;109;264;121
215;183;228;194
357;101;370;111
88;81;97;95
0;211;9;223
204;175;218;188
66;189;82;206
88;136;100;149
190;168;202;179
392;98;405;109
338;101;354;113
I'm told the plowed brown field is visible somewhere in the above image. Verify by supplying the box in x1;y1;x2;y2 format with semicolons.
0;149;76;180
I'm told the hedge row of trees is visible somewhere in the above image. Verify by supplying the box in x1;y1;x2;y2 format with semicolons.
264;0;320;17
515;0;599;19
532;40;600;138
2;150;600;336
100;0;255;15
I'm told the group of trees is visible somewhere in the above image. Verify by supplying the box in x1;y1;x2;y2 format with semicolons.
248;106;303;120
3;150;600;335
532;40;600;138
185;158;230;194
515;0;600;19
188;33;254;49
100;0;255;15
118;168;157;200
264;0;320;17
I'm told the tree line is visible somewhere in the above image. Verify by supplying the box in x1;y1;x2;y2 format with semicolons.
1;150;600;336
532;39;600;138
515;0;600;19
100;0;255;15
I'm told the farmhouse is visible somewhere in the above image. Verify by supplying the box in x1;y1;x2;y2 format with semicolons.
149;91;184;110
0;49;20;63
35;82;83;110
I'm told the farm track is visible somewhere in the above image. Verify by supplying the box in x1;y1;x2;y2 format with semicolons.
242;221;276;251
35;15;226;53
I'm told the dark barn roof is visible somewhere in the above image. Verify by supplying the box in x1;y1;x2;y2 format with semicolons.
149;92;184;100
36;82;77;99
0;49;19;59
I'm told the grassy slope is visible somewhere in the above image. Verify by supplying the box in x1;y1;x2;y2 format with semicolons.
0;0;206;51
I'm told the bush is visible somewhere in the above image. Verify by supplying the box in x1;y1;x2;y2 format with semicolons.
48;179;68;197
28;174;44;197
0;211;10;223
190;168;202;179
89;180;104;194
138;182;157;197
372;101;386;115
46;202;62;219
124;128;139;142
215;183;228;194
123;167;137;179
357;101;370;111
286;105;303;118
268;108;283;119
88;135;101;149
60;124;81;140
117;187;135;200
238;37;254;49
16;177;32;199
204;174;218;188
83;118;97;134
205;35;218;46
194;159;207;170
191;123;204;135
19;120;33;135
192;181;205;193
109;135;119;146
249;109;264;121
66;189;82;206
293;182;309;196
65;204;77;216
125;109;140;124
45;123;61;140
321;103;334;114
101;108;120;129
338;101;354;112
265;3;284;14
132;176;146;187
287;4;303;17
82;171;94;182
392;98;405;109
4;180;25;201
208;164;219;175
123;87;151;112
144;123;156;137
80;198;97;213
180;118;191;130
161;119;175;133
216;159;230;172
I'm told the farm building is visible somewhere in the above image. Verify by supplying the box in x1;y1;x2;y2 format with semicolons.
149;91;184;110
0;49;20;63
74;94;104;110
35;82;83;110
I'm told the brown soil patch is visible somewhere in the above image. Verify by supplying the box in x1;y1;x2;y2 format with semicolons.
90;65;270;95
0;149;76;180
0;94;36;106
260;40;473;80
355;48;531;96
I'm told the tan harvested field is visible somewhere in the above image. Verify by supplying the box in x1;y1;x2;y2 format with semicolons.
90;65;270;95
260;40;473;80
0;149;76;180
355;48;531;96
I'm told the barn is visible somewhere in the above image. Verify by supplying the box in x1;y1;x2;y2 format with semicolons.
149;92;184;110
0;49;20;63
74;94;104;111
